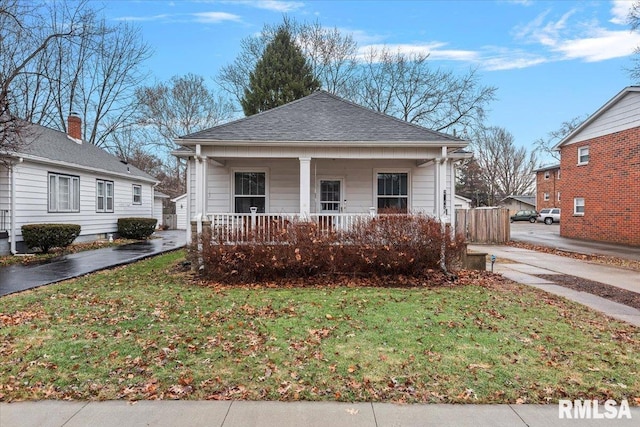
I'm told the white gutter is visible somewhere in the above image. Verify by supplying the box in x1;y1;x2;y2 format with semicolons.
9;158;23;255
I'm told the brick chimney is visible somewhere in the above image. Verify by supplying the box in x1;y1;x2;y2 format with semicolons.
67;113;82;142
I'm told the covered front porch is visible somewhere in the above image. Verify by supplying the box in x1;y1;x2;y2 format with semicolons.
184;149;468;244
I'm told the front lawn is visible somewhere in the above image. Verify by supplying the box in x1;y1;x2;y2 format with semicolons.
1;250;638;404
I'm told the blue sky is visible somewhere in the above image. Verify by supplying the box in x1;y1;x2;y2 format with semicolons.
105;0;640;163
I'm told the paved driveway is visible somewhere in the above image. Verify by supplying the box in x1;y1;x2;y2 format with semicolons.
0;230;186;297
510;222;640;261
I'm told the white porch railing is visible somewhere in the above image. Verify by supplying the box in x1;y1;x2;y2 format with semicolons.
206;212;377;243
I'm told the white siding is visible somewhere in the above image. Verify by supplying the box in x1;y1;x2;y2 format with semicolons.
567;91;640;144
173;195;188;230
153;198;164;228
203;158;441;215
0;165;9;231
11;161;154;242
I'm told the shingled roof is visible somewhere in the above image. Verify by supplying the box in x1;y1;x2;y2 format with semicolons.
8;122;156;182
178;90;465;145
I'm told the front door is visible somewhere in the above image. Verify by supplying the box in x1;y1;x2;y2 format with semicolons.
319;179;342;213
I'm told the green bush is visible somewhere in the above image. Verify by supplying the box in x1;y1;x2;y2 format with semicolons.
117;217;157;240
21;223;81;254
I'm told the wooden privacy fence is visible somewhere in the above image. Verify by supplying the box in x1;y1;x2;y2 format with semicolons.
455;208;510;243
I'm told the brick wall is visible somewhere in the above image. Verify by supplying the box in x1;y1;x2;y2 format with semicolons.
536;167;560;210
559;127;640;246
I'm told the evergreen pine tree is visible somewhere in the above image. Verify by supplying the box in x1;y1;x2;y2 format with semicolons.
241;26;320;116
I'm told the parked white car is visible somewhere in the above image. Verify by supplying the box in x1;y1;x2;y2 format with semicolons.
537;208;561;224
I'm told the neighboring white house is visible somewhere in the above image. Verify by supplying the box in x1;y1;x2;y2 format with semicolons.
0;115;158;254
171;194;188;230
154;191;170;229
454;195;472;210
173;91;470;243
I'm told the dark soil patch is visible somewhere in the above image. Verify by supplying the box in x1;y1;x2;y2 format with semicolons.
536;274;640;311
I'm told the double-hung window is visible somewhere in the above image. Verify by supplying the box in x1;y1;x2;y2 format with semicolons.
578;146;590;165
48;173;80;212
132;184;142;205
97;180;114;213
574;197;585;215
234;172;266;213
376;172;408;213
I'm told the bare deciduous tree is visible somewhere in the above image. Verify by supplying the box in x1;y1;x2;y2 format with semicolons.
297;20;359;99
136;73;234;147
471;127;538;205
354;46;496;135
2;0;152;148
1;0;80;156
533;116;585;162
134;73;235;195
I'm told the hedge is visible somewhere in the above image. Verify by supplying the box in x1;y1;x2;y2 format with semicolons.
21;223;81;254
117;217;157;240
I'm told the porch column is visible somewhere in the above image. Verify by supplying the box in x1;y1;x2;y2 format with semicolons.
435;146;449;222
194;144;207;233
299;157;311;219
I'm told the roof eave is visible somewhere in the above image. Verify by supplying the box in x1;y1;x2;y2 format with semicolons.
554;86;640;149
17;153;158;184
175;139;468;148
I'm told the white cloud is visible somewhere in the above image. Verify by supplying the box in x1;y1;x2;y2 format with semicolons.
553;29;640;61
511;4;639;64
192;11;242;23
113;14;171;22
356;42;477;61
481;52;548;71
610;0;632;25
253;1;304;12
218;0;304;12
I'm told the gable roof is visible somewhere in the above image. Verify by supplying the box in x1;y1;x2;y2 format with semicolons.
500;195;536;207
533;163;560;173
554;86;640;149
178;90;465;146
5;122;156;183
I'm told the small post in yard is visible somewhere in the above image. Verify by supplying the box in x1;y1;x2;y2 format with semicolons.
490;254;496;272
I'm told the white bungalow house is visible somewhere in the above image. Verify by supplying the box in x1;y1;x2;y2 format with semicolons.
174;91;470;243
0;115;158;254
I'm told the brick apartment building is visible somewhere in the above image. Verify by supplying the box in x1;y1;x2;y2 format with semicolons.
554;86;640;246
534;164;561;210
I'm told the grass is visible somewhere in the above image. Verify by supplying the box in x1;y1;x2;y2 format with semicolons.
1;249;639;404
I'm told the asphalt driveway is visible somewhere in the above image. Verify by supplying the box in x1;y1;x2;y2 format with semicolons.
0;230;186;297
510;222;640;261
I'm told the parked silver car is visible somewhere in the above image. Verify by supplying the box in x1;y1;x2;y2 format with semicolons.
537;208;561;224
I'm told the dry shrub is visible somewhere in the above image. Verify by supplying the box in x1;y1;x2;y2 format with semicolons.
189;215;465;284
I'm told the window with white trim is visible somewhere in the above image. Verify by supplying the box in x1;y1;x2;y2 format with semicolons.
557;169;561;179
234;172;266;213
377;172;408;212
578;146;589;165
544;171;550;179
557;192;561;202
96;180;114;213
574;197;585;215
48;173;80;212
543;192;549;201
132;184;142;205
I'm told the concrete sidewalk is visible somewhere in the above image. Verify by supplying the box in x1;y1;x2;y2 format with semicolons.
469;244;640;327
0;230;186;297
1;400;638;427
